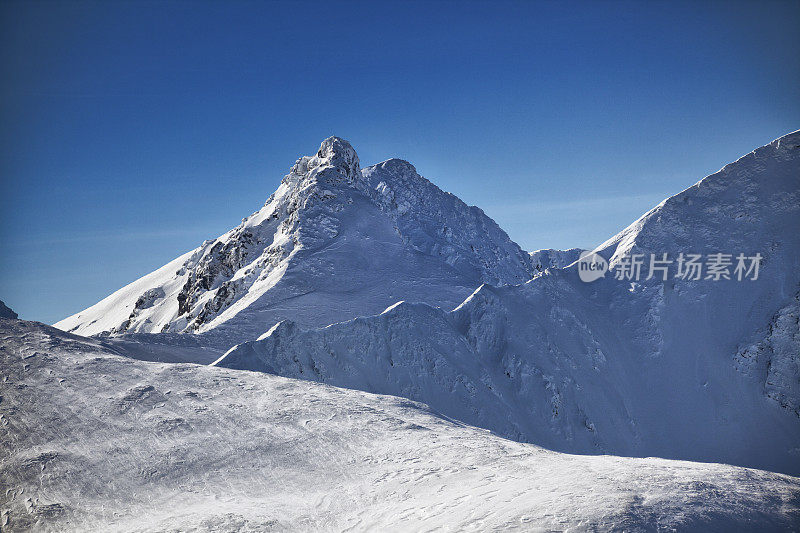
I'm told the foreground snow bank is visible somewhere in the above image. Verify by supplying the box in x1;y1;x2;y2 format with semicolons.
2;319;799;532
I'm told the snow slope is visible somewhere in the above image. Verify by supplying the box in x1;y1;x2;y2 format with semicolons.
3;319;799;532
54;137;533;344
215;131;800;475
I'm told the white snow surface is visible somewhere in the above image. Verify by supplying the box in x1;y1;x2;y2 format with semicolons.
3;319;800;532
54;137;533;344
215;131;800;475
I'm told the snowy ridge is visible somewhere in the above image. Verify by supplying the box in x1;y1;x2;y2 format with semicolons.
215;131;800;475
55;137;533;342
529;247;582;272
3;319;800;531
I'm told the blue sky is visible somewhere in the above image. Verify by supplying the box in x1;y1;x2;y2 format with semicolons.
1;0;798;324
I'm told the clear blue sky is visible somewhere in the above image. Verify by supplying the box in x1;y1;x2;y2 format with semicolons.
1;0;798;324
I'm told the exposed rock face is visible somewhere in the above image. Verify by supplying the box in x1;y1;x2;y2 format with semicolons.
55;137;533;342
0;299;18;319
735;291;800;417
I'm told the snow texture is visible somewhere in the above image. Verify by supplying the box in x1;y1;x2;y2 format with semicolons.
2;319;799;532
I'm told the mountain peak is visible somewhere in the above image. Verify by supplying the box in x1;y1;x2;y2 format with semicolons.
312;136;360;181
286;136;361;185
372;158;418;175
317;135;355;155
55;135;533;339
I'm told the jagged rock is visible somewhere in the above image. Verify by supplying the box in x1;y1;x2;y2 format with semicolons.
0;299;18;319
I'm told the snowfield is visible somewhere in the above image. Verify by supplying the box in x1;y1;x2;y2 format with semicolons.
2;319;799;532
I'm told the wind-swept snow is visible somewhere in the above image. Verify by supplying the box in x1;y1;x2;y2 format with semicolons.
2;319;799;532
215;131;800;475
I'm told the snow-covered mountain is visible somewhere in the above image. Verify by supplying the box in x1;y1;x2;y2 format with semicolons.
14;131;800;529
54;137;533;344
215;131;800;475
4;319;799;531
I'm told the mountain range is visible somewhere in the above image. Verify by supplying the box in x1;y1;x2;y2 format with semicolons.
4;131;800;530
53;132;800;476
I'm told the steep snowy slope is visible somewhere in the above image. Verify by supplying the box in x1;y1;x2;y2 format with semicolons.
55;137;533;343
216;131;800;475
3;319;799;532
